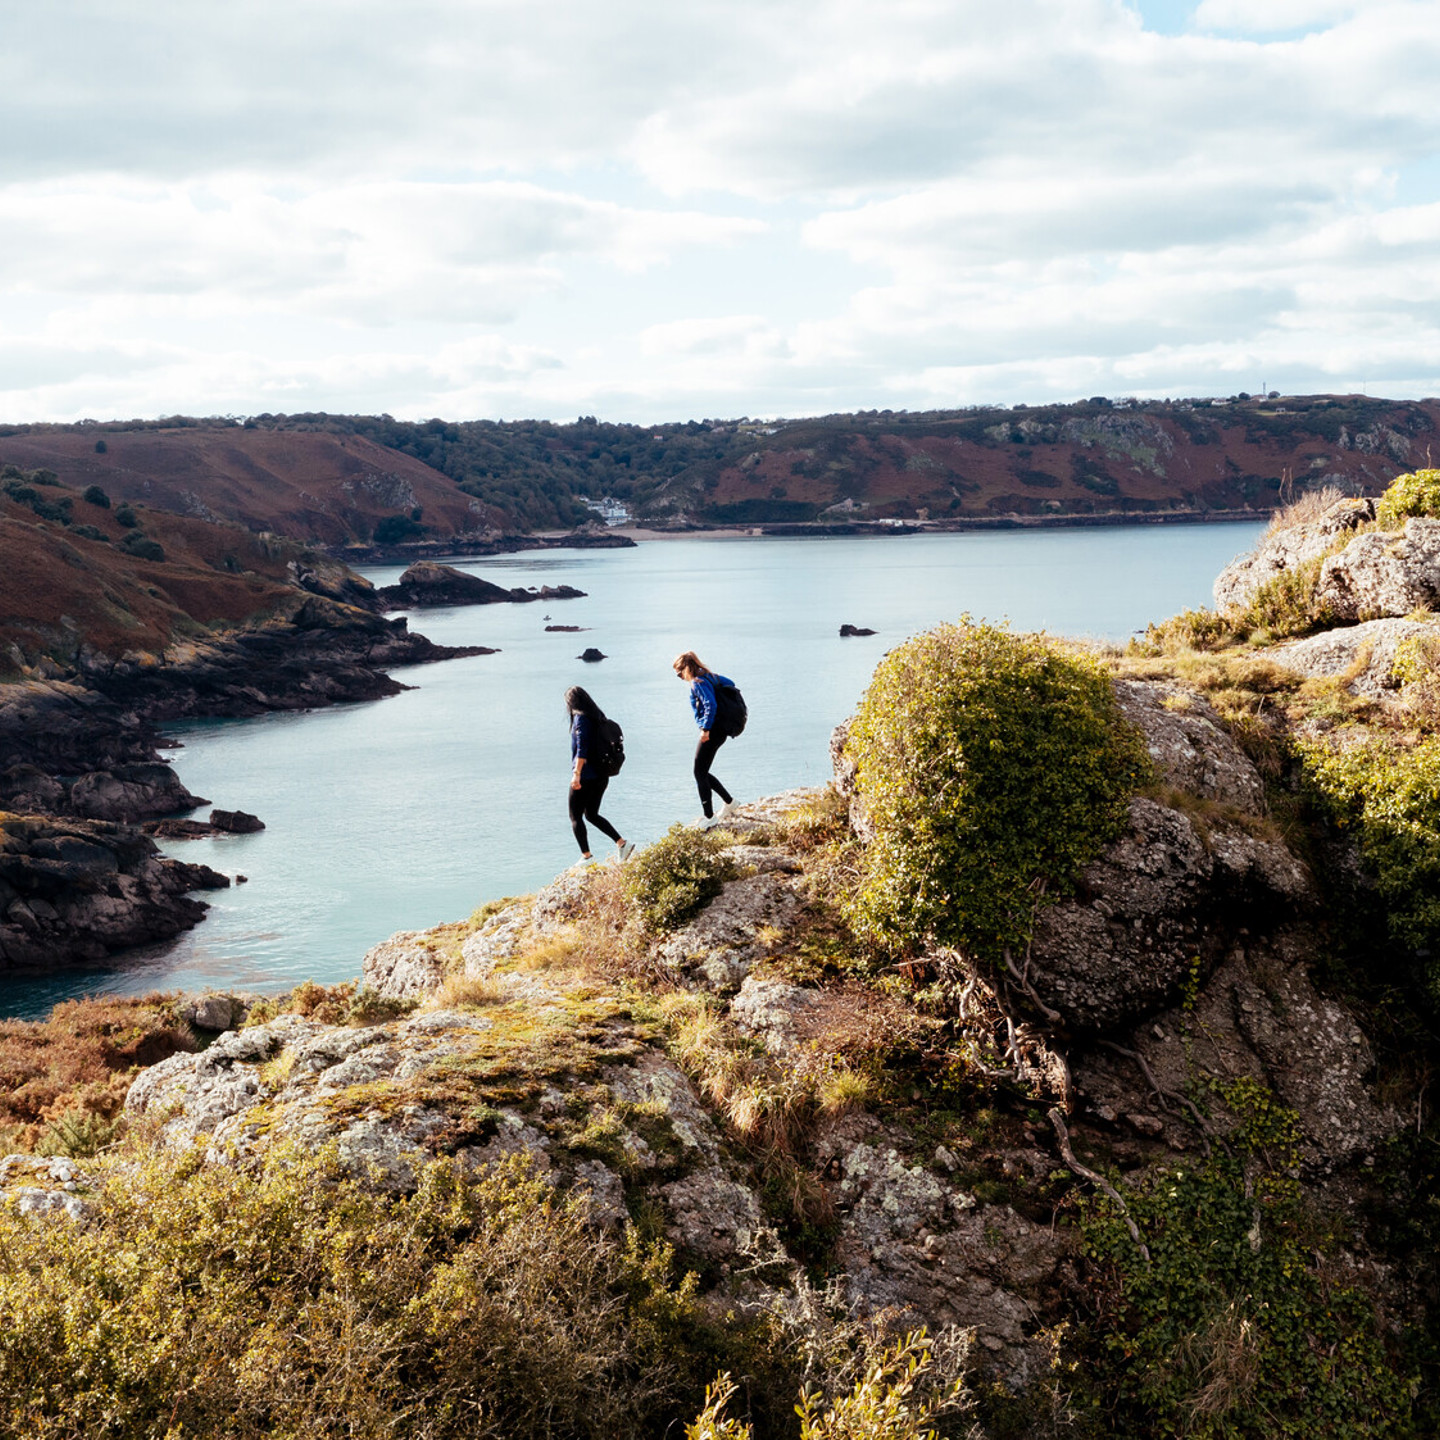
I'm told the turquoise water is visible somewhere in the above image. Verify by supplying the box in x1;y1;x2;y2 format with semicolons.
0;523;1263;1018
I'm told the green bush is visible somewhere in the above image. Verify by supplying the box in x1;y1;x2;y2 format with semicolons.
81;483;110;507
1233;557;1333;639
1377;467;1440;527
119;530;165;562
1297;734;1440;991
0;1147;713;1439
373;513;426;544
114;502;138;528
844;622;1149;960
1081;1080;1413;1437
624;825;736;933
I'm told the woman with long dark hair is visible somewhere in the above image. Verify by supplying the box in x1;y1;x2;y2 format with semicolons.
566;686;632;862
672;650;739;827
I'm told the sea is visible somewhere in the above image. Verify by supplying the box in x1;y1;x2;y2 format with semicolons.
0;522;1264;1019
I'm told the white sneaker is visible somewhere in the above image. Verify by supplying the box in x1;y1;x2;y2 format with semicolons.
618;841;635;860
715;800;741;824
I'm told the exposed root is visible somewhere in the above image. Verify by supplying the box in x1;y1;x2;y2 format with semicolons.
1049;1107;1151;1265
1097;1039;1226;1157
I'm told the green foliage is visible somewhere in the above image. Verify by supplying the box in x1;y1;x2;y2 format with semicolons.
81;483;110;507
624;825;736;933
1081;1084;1412;1438
39;1108;122;1158
689;1332;968;1440
113;502;138;528
1296;734;1440;990
1377;467;1440;527
372;512;427;544
0;1147;716;1439
118;530;165;562
845;621;1149;960
67;523;109;543
1131;607;1240;654
1233;557;1333;639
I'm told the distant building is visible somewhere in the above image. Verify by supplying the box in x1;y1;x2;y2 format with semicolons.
578;495;631;526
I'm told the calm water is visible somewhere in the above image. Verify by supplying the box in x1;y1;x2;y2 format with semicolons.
1;524;1263;1018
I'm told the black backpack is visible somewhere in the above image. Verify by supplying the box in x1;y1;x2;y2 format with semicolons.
713;681;747;738
592;717;626;776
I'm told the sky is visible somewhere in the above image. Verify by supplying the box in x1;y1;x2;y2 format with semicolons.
2;0;1438;424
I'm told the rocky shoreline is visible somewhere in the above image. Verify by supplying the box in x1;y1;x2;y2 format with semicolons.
0;593;494;973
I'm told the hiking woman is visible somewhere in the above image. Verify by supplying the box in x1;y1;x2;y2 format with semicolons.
673;650;739;826
566;686;632;861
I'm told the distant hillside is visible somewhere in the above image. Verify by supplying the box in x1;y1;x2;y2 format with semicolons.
0;426;497;547
2;394;1434;541
0;468;362;672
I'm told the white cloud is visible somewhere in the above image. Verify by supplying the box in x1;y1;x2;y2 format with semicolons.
0;0;1435;420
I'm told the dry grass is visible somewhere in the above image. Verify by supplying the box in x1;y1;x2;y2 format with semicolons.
1264;483;1347;536
0;993;195;1149
430;973;507;1010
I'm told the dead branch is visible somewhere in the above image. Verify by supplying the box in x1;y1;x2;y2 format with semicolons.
1049;1106;1151;1264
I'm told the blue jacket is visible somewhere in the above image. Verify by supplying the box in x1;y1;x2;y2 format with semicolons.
689;673;733;731
570;712;594;762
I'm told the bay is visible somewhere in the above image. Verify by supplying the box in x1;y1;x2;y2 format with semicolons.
0;522;1263;1017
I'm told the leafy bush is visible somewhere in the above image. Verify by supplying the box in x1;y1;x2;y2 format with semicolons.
113;502;138;528
1297;734;1440;991
67;523;109;543
119;530;165;562
1081;1081;1413;1437
0;1147;714;1439
624;825;736;933
81;483;109;507
689;1332;969;1440
844;622;1149;961
1377;467;1440;527
373;512;426;544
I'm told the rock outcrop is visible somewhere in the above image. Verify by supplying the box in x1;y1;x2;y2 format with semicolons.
1213;497;1374;612
1314;518;1440;621
377;562;585;609
1273;616;1440;697
0;813;227;968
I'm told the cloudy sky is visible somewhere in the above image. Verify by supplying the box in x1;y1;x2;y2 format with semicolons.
3;0;1438;422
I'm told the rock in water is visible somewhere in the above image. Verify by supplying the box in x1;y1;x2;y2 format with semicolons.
209;809;265;834
578;647;606;662
839;624;876;637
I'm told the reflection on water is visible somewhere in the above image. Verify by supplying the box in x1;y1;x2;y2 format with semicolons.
0;524;1263;1018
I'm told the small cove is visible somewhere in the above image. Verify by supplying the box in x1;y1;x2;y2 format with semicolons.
0;522;1264;1018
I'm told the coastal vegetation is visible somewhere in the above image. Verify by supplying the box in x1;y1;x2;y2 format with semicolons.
6;467;1440;1436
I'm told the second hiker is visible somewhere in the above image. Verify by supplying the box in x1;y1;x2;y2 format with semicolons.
566;686;633;862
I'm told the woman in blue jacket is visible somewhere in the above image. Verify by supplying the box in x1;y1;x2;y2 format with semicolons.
672;650;739;826
566;686;632;862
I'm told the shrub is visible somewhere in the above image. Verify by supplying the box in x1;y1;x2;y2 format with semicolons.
373;513;426;544
1377;467;1440;527
67;523;109;543
0;1147;715;1439
624;825;736;933
81;483;109;507
119;530;165;562
844;622;1149;961
1296;734;1440;993
94;439;107;454
1233;557;1333;638
1131;607;1239;655
113;502;138;528
1081;1082;1413;1437
689;1332;969;1440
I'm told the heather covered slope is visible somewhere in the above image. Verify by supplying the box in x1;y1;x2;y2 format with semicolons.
2;394;1432;543
0;425;495;546
0;476;372;672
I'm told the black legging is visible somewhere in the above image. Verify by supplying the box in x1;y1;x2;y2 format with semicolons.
694;732;733;817
569;773;621;854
